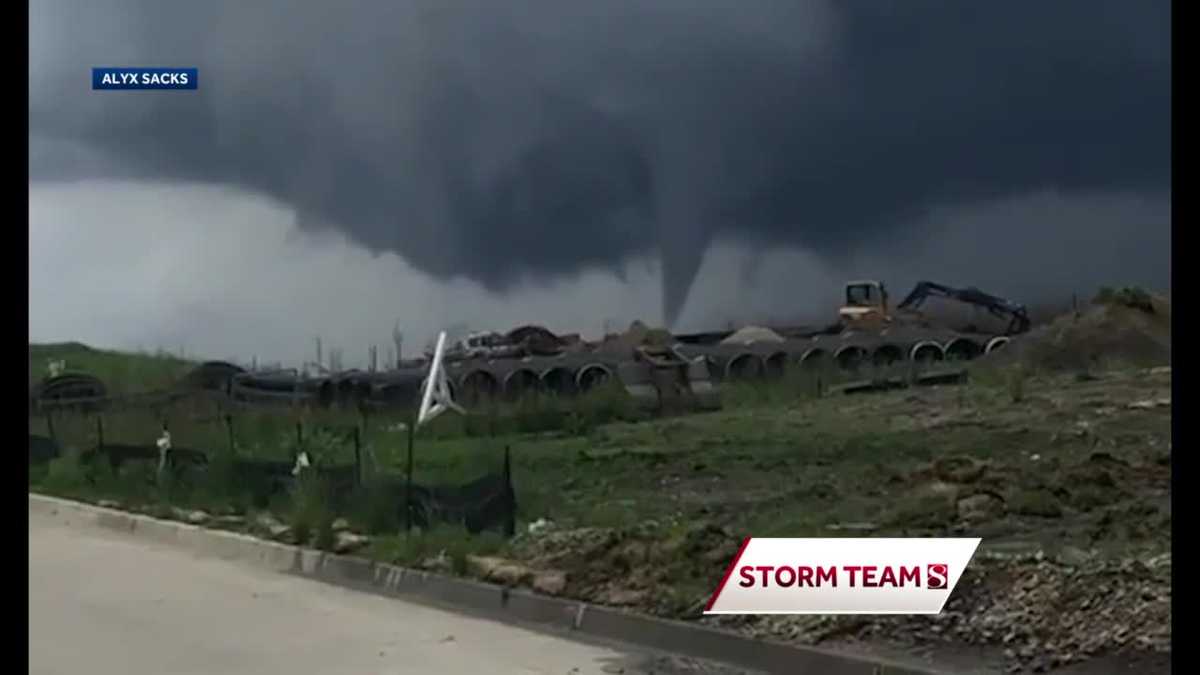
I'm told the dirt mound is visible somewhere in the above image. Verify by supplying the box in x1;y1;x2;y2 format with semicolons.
991;288;1169;371
720;325;785;346
596;321;676;355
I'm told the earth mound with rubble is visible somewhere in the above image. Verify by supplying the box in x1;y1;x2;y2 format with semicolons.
992;288;1170;372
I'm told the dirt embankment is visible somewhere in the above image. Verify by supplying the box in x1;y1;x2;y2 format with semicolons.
990;288;1170;371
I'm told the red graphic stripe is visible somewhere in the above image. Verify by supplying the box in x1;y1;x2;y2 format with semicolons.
704;537;752;613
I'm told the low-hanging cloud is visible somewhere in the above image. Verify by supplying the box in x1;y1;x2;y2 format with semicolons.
30;1;1171;326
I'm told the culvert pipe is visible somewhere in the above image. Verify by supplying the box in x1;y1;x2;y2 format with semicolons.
503;368;540;400
576;363;614;392
539;366;577;396
834;344;869;370
985;336;1011;355
724;353;765;380
943;337;984;362
872;343;904;367
457;369;501;405
764;352;789;378
910;341;945;363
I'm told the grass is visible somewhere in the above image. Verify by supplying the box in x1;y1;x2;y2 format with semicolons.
28;341;1171;613
29;342;193;395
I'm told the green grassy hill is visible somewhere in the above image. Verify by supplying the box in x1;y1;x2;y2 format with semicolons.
29;342;194;394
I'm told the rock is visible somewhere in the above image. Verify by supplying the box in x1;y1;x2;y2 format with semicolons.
185;510;210;525
527;518;554;535
333;531;370;554
331;518;351;532
603;588;647;606
1056;546;1092;567
97;500;122;510
532;571;568;596
1128;398;1171;410
934;456;987;484
465;555;533;586
421;551;453;573
254;513;293;541
213;515;245;528
957;492;1006;522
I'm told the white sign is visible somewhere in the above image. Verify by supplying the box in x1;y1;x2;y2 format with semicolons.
704;538;981;615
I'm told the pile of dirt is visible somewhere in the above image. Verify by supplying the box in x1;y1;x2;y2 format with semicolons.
992;288;1170;371
720;325;785;346
596;321;677;355
711;550;1171;673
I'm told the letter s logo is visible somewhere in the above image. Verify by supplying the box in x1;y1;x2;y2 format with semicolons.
926;563;948;590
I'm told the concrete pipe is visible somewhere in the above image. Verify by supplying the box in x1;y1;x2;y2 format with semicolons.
985;336;1011;355
943;337;984;362
764;352;789;378
872;343;904;367
576;363;614;392
539;366;578;396
503;368;540;400
799;347;830;369
725;353;765;380
458;369;501;405
910;341;945;363
834;344;869;371
184;361;245;392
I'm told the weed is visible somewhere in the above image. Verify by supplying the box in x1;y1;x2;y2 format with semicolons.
43;449;91;495
1008;363;1029;403
289;472;335;547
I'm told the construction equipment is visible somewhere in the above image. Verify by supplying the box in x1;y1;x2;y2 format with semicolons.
839;279;1030;336
839;280;892;327
896;281;1031;335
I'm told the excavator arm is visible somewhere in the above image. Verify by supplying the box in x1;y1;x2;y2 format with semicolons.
896;281;1031;335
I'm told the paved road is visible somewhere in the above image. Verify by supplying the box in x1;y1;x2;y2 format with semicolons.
29;511;747;675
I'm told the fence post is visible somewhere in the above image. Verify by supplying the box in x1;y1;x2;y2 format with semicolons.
352;426;362;488
359;406;374;475
296;421;304;454
225;414;235;455
46;409;57;445
503;445;515;538
405;412;415;537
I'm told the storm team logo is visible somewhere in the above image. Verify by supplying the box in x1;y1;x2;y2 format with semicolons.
705;538;980;614
926;563;949;590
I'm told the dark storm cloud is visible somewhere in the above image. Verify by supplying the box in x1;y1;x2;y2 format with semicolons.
29;1;1170;325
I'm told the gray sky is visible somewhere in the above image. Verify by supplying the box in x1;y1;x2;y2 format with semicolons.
29;1;1171;366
